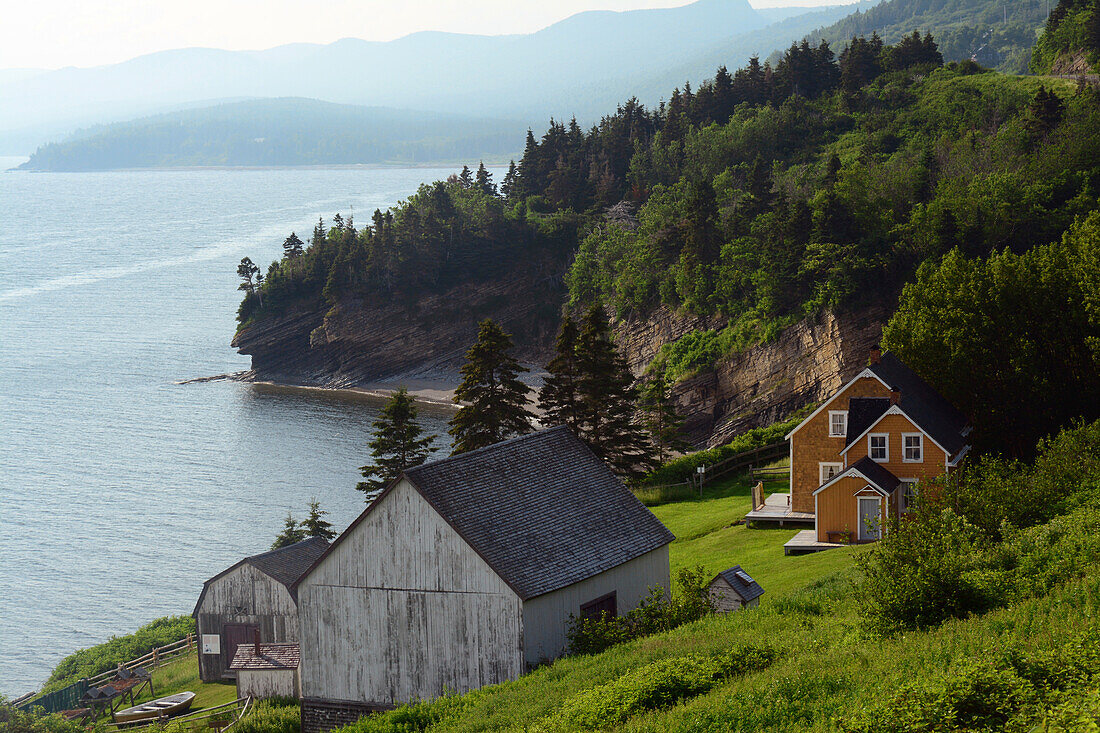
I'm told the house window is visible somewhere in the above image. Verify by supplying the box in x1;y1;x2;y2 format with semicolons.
903;433;923;463
829;411;848;437
819;462;843;485
580;592;617;621
869;434;889;462
900;480;918;512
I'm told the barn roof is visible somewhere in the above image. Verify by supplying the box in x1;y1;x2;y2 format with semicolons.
192;536;329;616
714;565;764;603
298;426;674;601
228;642;299;670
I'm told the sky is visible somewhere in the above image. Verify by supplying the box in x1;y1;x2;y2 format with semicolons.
2;0;851;70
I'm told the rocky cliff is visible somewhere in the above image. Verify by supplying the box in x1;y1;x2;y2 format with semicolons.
614;303;890;447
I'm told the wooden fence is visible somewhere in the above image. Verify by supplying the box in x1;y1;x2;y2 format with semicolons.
106;697;252;733
699;441;789;485
14;634;196;715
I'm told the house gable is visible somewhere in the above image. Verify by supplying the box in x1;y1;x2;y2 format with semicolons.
842;411;950;480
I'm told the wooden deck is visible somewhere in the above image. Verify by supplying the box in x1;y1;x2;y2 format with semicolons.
783;529;845;555
744;493;815;527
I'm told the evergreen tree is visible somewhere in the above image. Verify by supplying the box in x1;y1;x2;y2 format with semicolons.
271;512;306;550
301;497;337;540
458;165;474;188
475;162;496;196
538;315;584;431
282;232;305;259
357;388;438;499
574;306;656;479
1025;87;1067;137
449;320;534;454
237;257;262;307
638;376;691;464
501;160;518;200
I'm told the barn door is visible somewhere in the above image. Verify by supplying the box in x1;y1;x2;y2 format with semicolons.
222;623;259;672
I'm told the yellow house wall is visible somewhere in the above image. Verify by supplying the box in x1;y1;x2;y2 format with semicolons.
790;375;890;514
815;476;889;542
844;413;948;480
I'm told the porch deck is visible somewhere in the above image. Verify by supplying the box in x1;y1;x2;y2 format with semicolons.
744;493;815;527
783;529;845;556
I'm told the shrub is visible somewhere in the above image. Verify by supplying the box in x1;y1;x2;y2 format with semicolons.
335;694;472;733
231;700;300;733
0;704;100;733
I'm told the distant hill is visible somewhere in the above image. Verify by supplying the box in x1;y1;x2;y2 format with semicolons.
0;0;869;154
797;0;1049;72
17;99;524;171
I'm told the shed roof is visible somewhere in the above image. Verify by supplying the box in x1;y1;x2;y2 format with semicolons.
228;643;300;670
193;537;329;616
298;426;674;601
714;565;764;603
866;353;969;457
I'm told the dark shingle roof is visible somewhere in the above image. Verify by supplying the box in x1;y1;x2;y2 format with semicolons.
247;536;330;589
229;643;299;670
715;565;764;603
868;353;969;457
367;426;675;601
846;398;890;446
848;456;902;494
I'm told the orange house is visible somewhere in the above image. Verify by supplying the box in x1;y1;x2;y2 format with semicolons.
786;347;971;543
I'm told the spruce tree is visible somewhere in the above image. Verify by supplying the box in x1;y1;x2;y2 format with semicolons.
501;160;518;200
449;320;534;454
282;232;304;259
458;165;474;188
271;512;306;550
475;162;496;196
301;497;337;541
357;388;438;500
638;376;691;465
575;306;656;479
538;315;583;431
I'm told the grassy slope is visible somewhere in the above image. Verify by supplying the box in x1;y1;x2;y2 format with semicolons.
355;468;1098;732
124;653;237;712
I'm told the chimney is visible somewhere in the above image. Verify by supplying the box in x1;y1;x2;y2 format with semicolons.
869;345;882;365
253;628;261;657
890;389;901;406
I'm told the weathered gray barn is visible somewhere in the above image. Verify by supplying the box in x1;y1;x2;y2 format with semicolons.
193;537;328;682
293;426;675;732
707;565;764;612
230;642;301;700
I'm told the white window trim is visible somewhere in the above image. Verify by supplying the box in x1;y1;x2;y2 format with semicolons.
828;410;848;437
868;433;889;463
819;462;843;485
900;479;918;513
902;432;924;463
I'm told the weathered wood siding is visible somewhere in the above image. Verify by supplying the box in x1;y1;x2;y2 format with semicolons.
520;546;669;667
298;479;523;707
708;576;759;613
237;669;300;699
790;375;890;513
194;564;298;682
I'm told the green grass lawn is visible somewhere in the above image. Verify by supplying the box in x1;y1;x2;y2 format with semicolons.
121;652;237;713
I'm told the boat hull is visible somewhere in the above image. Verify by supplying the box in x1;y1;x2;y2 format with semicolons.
113;692;195;724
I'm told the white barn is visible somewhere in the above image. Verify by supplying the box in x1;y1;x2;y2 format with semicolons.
293;426;675;732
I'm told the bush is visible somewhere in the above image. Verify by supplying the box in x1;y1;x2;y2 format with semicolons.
567;566;715;656
231;700;300;733
43;616;195;691
335;694;472;733
0;705;100;733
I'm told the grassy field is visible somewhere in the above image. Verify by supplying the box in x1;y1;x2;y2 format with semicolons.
120;652;237;713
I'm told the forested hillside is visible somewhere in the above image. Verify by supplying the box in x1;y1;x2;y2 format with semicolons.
798;0;1051;72
1030;0;1100;72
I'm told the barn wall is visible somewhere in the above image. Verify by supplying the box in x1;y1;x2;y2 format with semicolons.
237;669;300;699
194;564;298;682
708;577;744;613
520;546;670;667
299;479;523;707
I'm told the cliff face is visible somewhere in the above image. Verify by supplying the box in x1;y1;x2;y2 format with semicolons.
231;272;562;387
614;303;889;447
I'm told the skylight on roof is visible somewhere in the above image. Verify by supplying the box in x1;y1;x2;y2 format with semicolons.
735;570;754;584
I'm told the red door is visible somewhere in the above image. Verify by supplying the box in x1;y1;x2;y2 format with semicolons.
222;623;259;673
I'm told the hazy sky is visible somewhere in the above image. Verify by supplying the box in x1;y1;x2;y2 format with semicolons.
3;0;850;70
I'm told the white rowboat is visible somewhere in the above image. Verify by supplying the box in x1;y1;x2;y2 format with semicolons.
113;692;195;724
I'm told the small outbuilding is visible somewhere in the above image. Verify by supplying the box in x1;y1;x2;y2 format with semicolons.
708;565;764;612
193;536;329;682
294;426;675;732
229;642;301;700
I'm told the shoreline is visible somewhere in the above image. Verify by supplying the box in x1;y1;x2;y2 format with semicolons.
177;372;461;410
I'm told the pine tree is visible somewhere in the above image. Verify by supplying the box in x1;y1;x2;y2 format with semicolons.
271;512;306;550
501;160;518;200
475;162;496;196
538;315;583;430
237;257;262;307
574;306;656;479
638;376;691;464
449;320;534;454
301;497;337;541
282;232;304;259
458;165;474;188
357;388;438;500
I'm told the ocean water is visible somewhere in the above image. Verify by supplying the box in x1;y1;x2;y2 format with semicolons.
0;162;460;697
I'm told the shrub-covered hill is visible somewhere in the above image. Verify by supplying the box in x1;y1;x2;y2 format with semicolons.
1030;0;1100;73
797;0;1050;73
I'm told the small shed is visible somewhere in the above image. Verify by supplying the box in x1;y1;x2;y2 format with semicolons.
229;642;301;700
708;565;764;612
295;426;676;732
193;536;328;682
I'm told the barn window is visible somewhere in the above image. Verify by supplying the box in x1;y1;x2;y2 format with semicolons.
580;592;617;621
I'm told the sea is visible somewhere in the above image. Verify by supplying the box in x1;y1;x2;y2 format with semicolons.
0;160;463;698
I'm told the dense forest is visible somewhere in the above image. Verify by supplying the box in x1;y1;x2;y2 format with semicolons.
1030;0;1100;72
18;99;523;171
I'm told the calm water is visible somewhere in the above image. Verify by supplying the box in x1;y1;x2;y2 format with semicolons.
0;162;459;697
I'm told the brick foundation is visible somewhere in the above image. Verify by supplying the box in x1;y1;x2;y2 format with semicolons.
301;698;391;733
